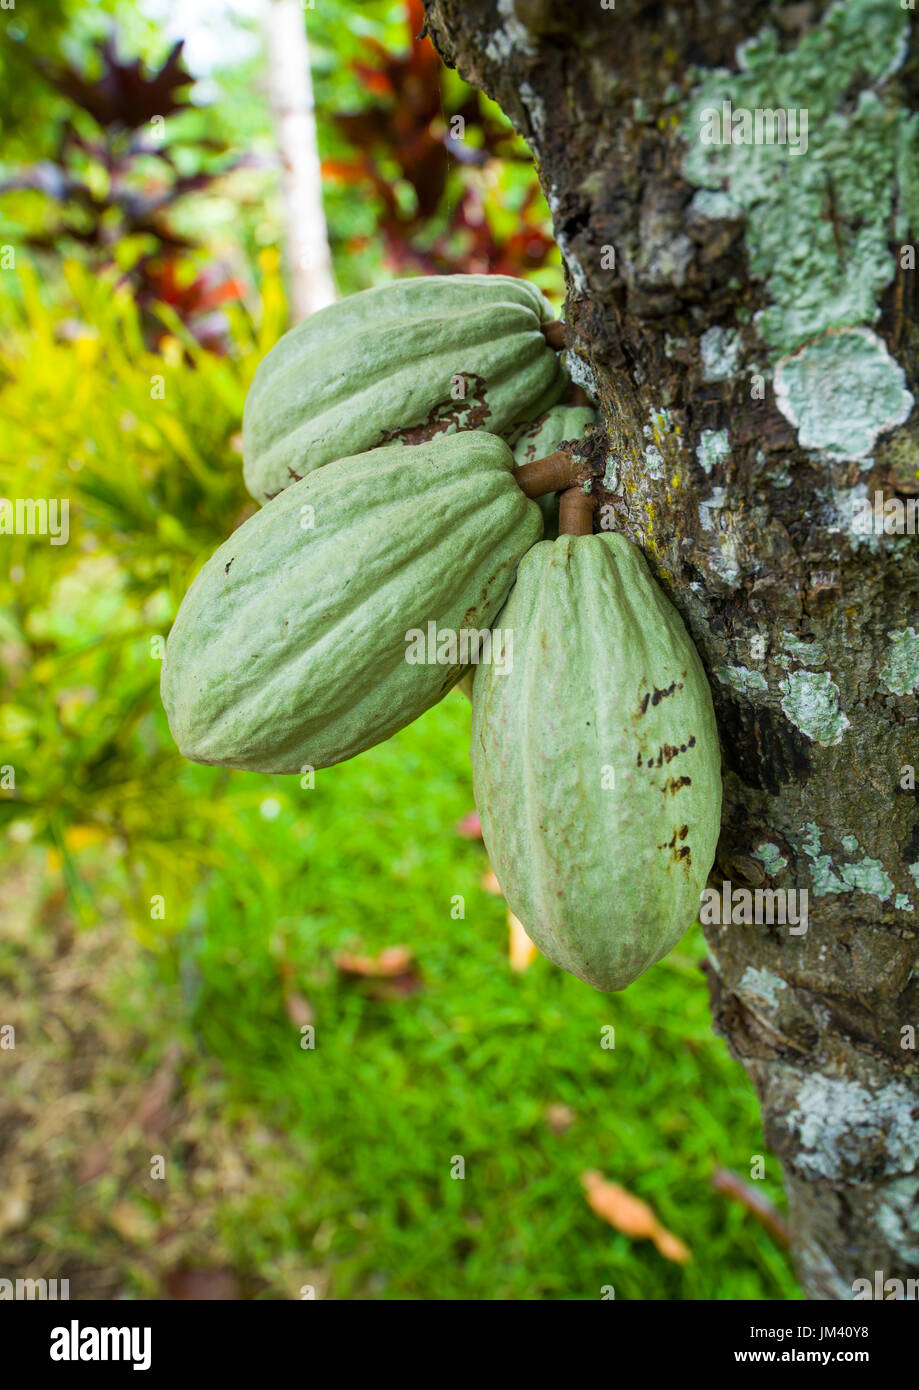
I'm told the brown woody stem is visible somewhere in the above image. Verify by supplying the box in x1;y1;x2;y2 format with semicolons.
540;320;566;349
512;449;580;498
558;486;596;536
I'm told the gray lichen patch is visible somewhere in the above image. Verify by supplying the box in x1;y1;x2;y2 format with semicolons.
714;665;768;694
682;0;919;361
839;858;895;901
802;823;896;901
802;823;849;896
700;326;742;382
696;487;744;587
753;842;788;876
641;408;679;481
518;81;548;150
787;1074;919;1181
642;442;664;480
687;188;741;223
484;0;539;63
828;483;884;551
545;186;590;292
877;1176;919;1264
708;533;742;588
636;227;693;289
698;487;728;530
780;670;850;745
565;350;600;402
773;329;913;461
879;628;919;695
738;965;787;1010
696;428;731;475
778;633;826;668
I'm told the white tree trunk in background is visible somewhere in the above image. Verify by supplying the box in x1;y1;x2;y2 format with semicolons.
265;0;336;319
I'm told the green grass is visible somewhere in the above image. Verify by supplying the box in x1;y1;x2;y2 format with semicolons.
139;689;799;1301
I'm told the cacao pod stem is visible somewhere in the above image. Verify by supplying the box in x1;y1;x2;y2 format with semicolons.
540;320;566;349
513;449;580;498
558;485;597;535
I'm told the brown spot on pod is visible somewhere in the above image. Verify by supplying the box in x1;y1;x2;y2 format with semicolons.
651;681;683;706
663;775;692;794
380;374;491;445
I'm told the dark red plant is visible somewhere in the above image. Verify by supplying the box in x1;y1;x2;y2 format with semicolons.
1;35;255;350
323;0;555;277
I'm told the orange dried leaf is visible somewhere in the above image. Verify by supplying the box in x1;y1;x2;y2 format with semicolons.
508;910;538;972
545;1103;577;1134
481;869;502;896
580;1171;691;1264
283;992;315;1028
652;1228;693;1264
334;945;414;978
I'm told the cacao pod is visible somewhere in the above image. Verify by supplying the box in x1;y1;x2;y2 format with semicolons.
512;404;597;539
243;274;568;504
470;533;722;991
163;431;542;773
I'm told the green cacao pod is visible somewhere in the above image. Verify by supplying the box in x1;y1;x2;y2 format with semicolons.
162;431;542;773
512;404;597;540
242;274;568;504
470;533;722;991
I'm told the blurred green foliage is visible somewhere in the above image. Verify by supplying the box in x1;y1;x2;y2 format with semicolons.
0;0;87;158
0;252;285;927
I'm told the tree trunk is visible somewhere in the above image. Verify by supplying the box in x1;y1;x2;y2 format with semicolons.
265;0;336;319
422;0;919;1298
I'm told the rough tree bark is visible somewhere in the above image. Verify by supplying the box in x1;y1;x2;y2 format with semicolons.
422;0;919;1298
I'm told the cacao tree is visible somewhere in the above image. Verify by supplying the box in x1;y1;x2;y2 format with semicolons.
420;0;919;1298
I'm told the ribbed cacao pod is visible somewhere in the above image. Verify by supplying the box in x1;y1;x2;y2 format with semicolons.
163;431;542;773
242;274;567;504
470;533;722;991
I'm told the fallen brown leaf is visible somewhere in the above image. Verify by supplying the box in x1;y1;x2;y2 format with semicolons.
334;945;414;977
164;1267;241;1300
283;992;315;1028
544;1103;577;1134
334;944;423;1000
580;1170;692;1264
711;1168;791;1247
